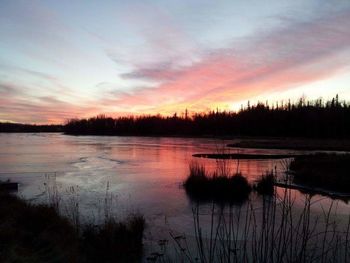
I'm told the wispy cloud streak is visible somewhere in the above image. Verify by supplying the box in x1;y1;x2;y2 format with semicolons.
112;9;350;113
1;2;350;123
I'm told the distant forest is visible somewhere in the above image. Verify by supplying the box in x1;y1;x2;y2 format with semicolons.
64;96;350;138
0;123;63;133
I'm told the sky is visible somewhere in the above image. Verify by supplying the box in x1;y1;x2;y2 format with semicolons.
1;0;350;124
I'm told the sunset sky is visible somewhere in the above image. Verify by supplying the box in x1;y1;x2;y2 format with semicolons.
1;0;350;124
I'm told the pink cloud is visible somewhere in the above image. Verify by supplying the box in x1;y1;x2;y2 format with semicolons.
0;82;100;124
112;9;350;114
2;7;350;124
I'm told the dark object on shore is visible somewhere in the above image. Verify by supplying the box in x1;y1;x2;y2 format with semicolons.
184;162;252;203
193;153;297;160
290;153;350;193
254;171;275;195
0;181;18;191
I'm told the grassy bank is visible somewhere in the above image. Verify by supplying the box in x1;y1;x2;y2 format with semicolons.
0;190;145;263
290;153;350;193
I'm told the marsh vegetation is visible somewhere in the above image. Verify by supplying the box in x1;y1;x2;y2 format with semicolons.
149;159;350;262
184;161;252;203
147;192;350;263
184;159;279;203
254;171;276;196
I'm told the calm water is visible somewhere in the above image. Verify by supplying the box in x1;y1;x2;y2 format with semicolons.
1;133;349;256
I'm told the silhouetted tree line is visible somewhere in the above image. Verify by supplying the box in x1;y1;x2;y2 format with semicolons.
0;123;63;133
64;96;350;138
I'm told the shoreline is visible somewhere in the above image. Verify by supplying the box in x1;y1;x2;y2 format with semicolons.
193;153;300;159
274;181;350;202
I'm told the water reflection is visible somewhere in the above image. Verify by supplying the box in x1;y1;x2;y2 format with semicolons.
0;133;350;253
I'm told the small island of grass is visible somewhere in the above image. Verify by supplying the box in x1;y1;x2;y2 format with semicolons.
184;162;252;203
254;171;276;196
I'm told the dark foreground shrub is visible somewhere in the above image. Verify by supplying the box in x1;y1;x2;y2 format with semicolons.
81;215;145;262
0;191;145;263
0;191;79;262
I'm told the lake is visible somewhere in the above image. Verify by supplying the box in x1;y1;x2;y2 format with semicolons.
1;133;349;259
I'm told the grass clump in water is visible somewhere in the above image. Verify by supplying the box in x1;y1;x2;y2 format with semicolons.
254;171;276;195
184;161;252;202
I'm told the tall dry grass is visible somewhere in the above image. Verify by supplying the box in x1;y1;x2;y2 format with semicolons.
148;158;350;262
43;174;145;262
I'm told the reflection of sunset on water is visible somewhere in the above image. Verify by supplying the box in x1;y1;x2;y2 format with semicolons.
1;134;349;231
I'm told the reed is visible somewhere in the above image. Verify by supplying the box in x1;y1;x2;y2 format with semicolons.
144;158;350;262
41;177;145;262
148;188;350;263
